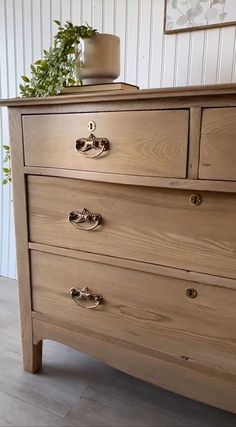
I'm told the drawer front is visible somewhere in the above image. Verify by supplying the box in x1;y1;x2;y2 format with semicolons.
23;110;189;178
28;176;236;279
199;107;236;180
31;250;236;372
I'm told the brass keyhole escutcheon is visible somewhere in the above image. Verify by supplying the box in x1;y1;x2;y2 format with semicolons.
189;193;202;206
186;288;198;299
88;121;96;132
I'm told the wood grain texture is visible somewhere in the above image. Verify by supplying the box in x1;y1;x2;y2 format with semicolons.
1;278;236;427
199;107;236;180
188;108;202;179
33;315;236;414
23;110;189;178
31;249;236;374
24;166;236;193
8;108;42;373
5;86;236;415
2;83;236;107
28;242;236;290
17;95;236;114
28;175;236;279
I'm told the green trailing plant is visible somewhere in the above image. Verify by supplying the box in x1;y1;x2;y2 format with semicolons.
2;144;11;184
2;20;97;184
20;20;97;97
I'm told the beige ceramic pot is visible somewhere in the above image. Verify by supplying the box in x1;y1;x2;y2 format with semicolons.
75;33;120;85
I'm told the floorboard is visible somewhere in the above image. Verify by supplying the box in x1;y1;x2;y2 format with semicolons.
0;276;236;427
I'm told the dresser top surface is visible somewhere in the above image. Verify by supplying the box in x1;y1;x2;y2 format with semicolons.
1;83;236;107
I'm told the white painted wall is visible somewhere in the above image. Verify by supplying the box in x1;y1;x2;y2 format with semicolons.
1;0;236;278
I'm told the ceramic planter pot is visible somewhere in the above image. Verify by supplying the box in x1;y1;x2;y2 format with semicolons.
75;33;120;85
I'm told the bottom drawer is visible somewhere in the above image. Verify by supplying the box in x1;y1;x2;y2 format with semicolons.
31;250;236;373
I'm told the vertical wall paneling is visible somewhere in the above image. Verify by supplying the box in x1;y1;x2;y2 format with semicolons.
51;0;61;41
1;0;236;278
231;31;236;82
41;0;51;53
202;29;220;84
92;0;103;32
81;0;92;26
15;0;25;83
175;33;191;87
4;0;16;279
136;0;152;88
71;0;81;27
6;0;17;97
114;0;126;81
149;0;165;88
0;0;16;278
189;31;205;86
103;0;114;34
23;0;33;76
162;32;177;87
217;27;236;83
61;0;71;24
125;0;139;85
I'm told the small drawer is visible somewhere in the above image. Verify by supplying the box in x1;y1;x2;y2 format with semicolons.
28;176;236;279
23;110;189;178
199;108;236;181
30;249;236;372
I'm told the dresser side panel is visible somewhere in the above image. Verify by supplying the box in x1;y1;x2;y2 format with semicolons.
8;108;42;372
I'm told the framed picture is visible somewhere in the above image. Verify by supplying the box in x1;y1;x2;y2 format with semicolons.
164;0;236;34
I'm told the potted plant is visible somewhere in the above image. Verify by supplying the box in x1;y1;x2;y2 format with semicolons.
20;20;120;97
20;21;98;97
75;33;120;85
2;20;120;183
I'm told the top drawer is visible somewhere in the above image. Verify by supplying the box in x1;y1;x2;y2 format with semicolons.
22;110;189;178
199;108;236;181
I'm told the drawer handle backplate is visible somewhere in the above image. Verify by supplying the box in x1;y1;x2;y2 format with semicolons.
70;286;103;309
76;133;110;158
189;193;202;206
186;288;198;299
68;208;102;231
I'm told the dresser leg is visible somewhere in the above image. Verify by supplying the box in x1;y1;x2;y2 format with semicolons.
22;340;43;373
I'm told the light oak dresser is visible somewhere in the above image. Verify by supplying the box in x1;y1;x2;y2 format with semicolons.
1;84;236;414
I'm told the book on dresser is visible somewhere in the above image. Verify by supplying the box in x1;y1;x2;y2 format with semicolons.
60;82;139;94
1;83;236;415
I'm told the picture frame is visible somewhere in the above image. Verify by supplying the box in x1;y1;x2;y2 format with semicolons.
164;0;236;34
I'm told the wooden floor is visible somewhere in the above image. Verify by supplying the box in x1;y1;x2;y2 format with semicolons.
0;277;236;427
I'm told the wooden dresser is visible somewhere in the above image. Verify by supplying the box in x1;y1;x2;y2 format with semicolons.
1;84;236;414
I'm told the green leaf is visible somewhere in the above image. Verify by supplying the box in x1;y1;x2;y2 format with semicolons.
21;75;30;82
18;20;97;98
2;179;8;185
2;145;9;151
3;168;9;173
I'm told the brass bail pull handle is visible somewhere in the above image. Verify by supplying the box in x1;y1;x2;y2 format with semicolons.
70;287;103;309
76;133;110;158
68;208;102;231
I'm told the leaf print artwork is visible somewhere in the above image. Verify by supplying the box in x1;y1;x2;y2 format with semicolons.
165;0;236;33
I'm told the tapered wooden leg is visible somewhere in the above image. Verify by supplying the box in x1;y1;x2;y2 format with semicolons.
22;339;43;373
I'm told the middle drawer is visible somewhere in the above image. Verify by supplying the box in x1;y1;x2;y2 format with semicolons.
27;176;236;279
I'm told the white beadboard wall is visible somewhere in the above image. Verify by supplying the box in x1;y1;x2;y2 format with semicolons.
1;0;236;279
